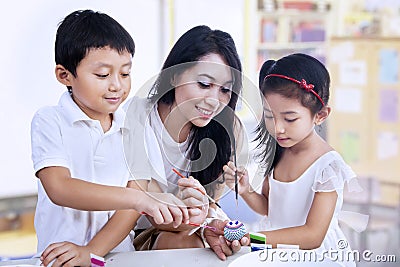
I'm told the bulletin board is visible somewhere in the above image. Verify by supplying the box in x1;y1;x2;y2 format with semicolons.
327;37;400;183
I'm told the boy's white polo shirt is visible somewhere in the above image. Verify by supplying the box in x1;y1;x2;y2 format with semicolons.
31;92;145;255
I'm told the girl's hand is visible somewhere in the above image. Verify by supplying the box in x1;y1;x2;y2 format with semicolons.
40;242;91;267
223;161;250;196
177;176;209;224
139;191;190;228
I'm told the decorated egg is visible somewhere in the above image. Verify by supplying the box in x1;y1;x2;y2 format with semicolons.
224;220;246;241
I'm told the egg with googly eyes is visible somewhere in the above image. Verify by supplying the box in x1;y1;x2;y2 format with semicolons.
224;220;246;241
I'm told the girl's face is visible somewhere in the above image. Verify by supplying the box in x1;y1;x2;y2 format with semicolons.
171;53;233;128
264;93;318;148
60;46;132;121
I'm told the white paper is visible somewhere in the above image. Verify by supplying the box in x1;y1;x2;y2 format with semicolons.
377;132;399;160
329;42;354;64
339;61;367;85
334;87;362;113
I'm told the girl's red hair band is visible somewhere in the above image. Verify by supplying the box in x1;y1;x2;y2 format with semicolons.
263;74;325;106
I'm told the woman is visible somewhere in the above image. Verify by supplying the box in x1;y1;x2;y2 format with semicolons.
124;25;245;251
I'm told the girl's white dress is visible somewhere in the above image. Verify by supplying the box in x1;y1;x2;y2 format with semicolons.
266;151;368;266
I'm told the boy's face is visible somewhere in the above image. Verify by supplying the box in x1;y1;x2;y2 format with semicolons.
65;46;132;121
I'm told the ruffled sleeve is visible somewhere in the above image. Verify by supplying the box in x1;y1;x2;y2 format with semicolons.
312;152;369;233
312;154;363;193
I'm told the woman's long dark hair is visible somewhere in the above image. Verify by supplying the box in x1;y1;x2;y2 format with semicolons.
148;25;242;197
256;53;330;175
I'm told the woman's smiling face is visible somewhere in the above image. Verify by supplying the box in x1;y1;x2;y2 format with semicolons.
171;53;234;128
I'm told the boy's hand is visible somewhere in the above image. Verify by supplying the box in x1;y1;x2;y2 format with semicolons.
177;176;209;224
203;219;250;261
140;191;189;228
223;161;250;196
40;242;91;267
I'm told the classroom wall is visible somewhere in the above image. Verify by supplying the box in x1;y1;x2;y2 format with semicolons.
0;0;160;198
0;0;245;198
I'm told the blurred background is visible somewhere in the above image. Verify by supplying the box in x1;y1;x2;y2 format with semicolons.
0;0;399;266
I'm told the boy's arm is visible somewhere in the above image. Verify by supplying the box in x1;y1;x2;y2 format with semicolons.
38;166;188;225
145;179;207;232
87;180;147;256
32;109;151;213
38;166;148;211
40;209;141;267
40;180;146;267
89;210;140;255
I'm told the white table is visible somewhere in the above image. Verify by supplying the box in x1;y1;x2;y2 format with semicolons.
0;247;248;267
0;247;344;266
106;247;249;267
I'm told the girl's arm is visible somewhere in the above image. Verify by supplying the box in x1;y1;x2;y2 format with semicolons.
241;174;269;215
223;162;269;215
259;191;337;249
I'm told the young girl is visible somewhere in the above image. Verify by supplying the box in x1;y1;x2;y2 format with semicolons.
123;25;246;251
223;53;367;265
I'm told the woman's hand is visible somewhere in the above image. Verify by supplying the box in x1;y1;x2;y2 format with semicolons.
223;161;250;196
204;219;250;261
177;176;209;224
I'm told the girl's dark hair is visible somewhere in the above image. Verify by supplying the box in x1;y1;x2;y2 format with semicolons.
256;53;330;174
55;9;135;77
148;25;242;197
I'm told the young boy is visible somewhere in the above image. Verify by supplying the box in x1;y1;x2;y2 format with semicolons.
31;9;188;266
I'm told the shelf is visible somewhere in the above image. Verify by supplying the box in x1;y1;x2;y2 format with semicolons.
258;10;329;20
255;0;331;67
258;41;325;50
0;194;37;217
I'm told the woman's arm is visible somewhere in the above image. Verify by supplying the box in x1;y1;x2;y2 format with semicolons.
259;191;337;249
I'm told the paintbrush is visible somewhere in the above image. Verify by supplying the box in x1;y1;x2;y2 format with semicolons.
232;136;238;207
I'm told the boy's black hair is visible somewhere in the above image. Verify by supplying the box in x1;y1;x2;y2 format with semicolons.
55;9;135;78
148;25;242;198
